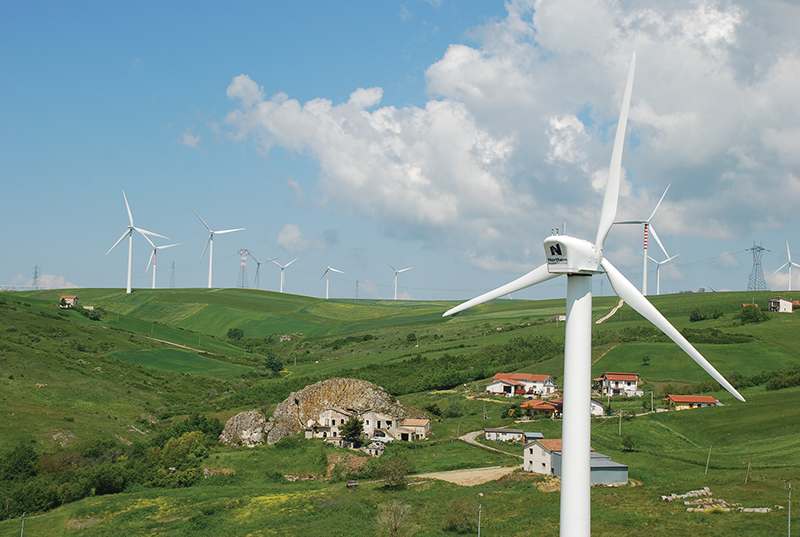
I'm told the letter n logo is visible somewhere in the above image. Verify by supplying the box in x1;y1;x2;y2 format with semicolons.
550;244;563;256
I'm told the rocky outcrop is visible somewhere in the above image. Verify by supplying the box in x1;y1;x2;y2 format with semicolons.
219;410;268;447
221;378;422;446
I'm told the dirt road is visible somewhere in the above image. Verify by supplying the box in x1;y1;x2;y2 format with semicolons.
413;465;521;486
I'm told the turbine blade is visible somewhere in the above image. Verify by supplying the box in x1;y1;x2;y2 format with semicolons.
320;269;328;280
106;229;131;255
648;183;671;221
385;260;396;272
443;263;559;317
157;243;181;250
135;227;169;240
596;52;636;252
123;190;133;226
649;225;670;258
141;234;156;249
285;257;298;267
329;267;344;274
146;250;154;273
614;220;646;225
200;235;211;262
601;257;745;402
398;267;413;273
792;262;800;269
214;227;245;235
772;262;789;275
249;253;261;264
271;259;283;267
192;209;212;232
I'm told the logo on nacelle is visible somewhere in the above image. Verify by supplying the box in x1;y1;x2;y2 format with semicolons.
549;244;563;256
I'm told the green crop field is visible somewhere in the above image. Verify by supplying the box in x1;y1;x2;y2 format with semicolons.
0;288;798;535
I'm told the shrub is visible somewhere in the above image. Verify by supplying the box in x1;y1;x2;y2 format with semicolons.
442;498;478;533
740;305;769;324
227;328;244;340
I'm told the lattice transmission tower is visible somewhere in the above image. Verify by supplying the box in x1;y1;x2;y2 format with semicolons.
237;249;250;288
169;262;176;288
32;265;41;290
746;242;769;291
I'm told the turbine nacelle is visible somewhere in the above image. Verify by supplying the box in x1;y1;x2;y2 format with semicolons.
544;236;601;275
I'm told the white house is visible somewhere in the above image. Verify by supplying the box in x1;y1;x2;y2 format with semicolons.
768;297;793;313
662;395;721;410
547;397;605;417
487;373;559;397
484;428;524;442
594;372;643;397
524;439;627;484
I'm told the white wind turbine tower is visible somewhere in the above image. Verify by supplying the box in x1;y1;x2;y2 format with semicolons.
320;264;344;299
250;253;274;290
386;262;413;300
773;241;800;291
615;183;671;295
106;191;169;294
193;209;244;289
271;258;298;293
442;53;744;537
143;235;181;289
647;253;679;296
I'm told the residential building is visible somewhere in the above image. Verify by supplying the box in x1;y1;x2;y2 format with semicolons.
547;397;605;417
304;409;429;442
59;295;78;308
484;428;524;442
486;373;559;397
594;372;643;397
524;439;627;484
768;297;793;313
396;418;430;441
520;399;558;418
662;395;721;410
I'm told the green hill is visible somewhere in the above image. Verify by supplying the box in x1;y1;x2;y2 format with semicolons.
0;288;798;535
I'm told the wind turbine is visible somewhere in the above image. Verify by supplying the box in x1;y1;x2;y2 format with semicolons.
193;209;244;289
271;258;298;293
106;190;168;294
250;253;274;290
773;241;800;291
386;262;413;300
442;53;744;537
320;265;344;299
615;183;671;295
143;235;181;290
647;253;679;296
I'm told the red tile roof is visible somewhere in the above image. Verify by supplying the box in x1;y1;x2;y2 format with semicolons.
533;439;594;452
493;373;552;383
602;372;639;381
664;395;719;404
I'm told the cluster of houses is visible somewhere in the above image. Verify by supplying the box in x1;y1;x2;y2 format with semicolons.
304;407;430;456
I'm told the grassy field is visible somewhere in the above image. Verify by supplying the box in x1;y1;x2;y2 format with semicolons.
0;287;798;535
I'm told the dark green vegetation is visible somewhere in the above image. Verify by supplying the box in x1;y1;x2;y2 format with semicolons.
0;288;798;535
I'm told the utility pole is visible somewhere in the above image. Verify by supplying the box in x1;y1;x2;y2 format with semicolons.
705;445;713;474
789;482;792;537
478;504;482;537
20;512;26;537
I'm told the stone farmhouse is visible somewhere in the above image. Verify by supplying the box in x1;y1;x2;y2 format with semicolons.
593;372;643;397
486;373;560;397
662;395;721;410
524;439;628;484
304;407;430;442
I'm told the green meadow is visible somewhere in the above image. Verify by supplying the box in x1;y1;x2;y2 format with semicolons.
0;288;798;535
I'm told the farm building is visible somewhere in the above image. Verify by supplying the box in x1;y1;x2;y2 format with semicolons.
484;428;524;442
594;372;643;397
486;373;559;397
59;295;78;308
304;408;429;442
662;395;721;410
768;297;793;313
524;439;628;484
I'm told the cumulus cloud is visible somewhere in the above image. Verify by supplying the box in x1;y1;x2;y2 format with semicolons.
276;224;324;253
9;273;77;289
225;0;800;271
181;127;201;148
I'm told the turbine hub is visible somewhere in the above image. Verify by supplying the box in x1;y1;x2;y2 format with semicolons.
544;236;601;274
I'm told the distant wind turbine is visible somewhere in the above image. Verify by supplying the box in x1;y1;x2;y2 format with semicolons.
615;184;671;295
386;262;412;300
773;241;800;291
143;235;180;290
442;53;744;537
106;190;168;294
271;258;298;293
646;253;679;296
320;265;344;299
193;209;244;289
250;253;274;290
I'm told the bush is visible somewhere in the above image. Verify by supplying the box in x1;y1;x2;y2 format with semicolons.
227;328;244;340
376;456;413;489
442;398;467;419
442;498;478;533
740;305;769;324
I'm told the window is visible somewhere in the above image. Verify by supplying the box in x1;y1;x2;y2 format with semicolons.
366;420;370;425
332;419;336;426
386;421;392;427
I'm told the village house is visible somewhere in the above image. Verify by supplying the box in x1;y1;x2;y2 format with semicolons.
59;295;78;308
768;297;793;313
484;428;524;442
524;439;628;484
520;399;558;418
594;372;643;397
547;397;605;417
486;373;560;397
662;395;721;410
305;408;429;442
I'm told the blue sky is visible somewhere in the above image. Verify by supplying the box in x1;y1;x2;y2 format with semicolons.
2;0;799;301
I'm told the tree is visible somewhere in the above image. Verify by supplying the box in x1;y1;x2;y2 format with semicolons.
376;456;413;489
261;352;283;372
622;435;635;452
406;332;417;343
740;305;768;324
227;327;244;340
339;416;365;448
642;355;651;366
689;308;706;322
375;499;417;537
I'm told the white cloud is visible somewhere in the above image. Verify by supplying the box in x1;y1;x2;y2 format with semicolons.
180;127;200;148
715;251;740;269
9;273;77;289
276;224;322;253
225;0;800;272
